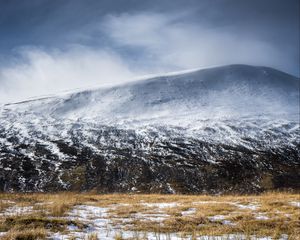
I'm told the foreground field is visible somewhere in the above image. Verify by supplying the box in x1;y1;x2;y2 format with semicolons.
0;192;299;240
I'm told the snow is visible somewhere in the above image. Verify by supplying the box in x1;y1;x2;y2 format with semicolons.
0;205;34;216
132;212;169;222
290;201;300;208
68;205;108;221
181;208;196;216
255;213;269;220
141;202;178;208
0;200;15;204
54;204;179;239
1;65;298;127
65;205;115;239
208;215;226;221
166;182;176;193
192;201;260;211
208;215;236;226
233;203;259;211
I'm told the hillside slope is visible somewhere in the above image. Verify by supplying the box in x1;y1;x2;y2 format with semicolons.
0;64;299;193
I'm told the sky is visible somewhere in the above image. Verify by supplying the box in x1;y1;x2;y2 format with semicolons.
0;0;299;103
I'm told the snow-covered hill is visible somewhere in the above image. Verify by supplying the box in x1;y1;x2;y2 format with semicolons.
0;64;299;193
3;64;298;123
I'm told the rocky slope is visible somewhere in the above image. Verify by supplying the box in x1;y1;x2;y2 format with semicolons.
0;64;299;193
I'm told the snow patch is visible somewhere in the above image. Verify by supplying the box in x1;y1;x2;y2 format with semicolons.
181;208;196;216
290;201;300;208
0;205;34;216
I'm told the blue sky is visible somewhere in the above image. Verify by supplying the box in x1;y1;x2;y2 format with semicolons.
0;0;299;102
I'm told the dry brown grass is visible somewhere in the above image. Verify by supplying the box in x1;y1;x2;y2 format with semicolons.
101;192;300;238
0;191;299;239
0;201;13;213
87;232;99;240
0;192;86;217
2;227;47;240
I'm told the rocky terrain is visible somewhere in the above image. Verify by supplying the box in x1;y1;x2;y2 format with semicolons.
0;64;299;193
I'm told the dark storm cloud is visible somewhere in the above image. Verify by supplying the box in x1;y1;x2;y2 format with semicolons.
0;0;298;49
0;0;299;102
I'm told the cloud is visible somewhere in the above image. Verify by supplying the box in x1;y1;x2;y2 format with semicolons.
0;10;297;103
0;46;137;103
102;12;292;72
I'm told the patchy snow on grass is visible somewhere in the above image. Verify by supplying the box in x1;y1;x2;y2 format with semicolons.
0;200;15;204
66;204;173;238
50;204;192;239
208;215;236;226
68;205;108;221
133;212;169;222
208;215;226;221
197;235;288;240
290;201;300;208
141;202;178;208
255;213;269;220
0;197;294;240
35;201;54;206
181;208;196;216
0;205;34;216
192;201;229;205
233;202;259;210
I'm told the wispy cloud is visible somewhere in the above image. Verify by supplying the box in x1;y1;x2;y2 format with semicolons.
0;46;137;103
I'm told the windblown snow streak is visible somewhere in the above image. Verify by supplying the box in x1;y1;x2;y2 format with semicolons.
0;65;299;193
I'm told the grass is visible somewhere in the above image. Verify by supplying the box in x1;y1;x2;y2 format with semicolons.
86;233;98;240
0;192;299;239
2;216;84;232
2;228;47;240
